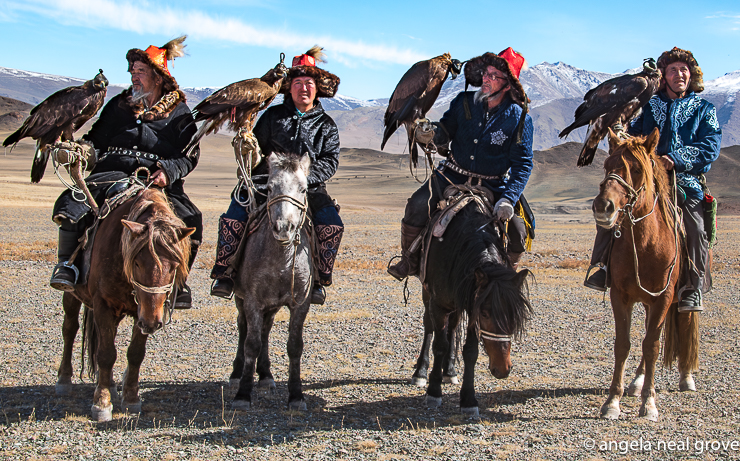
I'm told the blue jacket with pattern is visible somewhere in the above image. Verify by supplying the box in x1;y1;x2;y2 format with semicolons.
628;91;721;200
435;91;534;205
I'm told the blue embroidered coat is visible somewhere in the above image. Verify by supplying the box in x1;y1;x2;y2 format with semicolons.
628;91;721;200
435;92;534;205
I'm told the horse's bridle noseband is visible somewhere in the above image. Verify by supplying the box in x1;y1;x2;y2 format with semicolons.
266;193;308;246
479;329;512;343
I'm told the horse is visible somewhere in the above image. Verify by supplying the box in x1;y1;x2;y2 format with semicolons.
594;128;700;421
411;309;460;387
55;187;194;422
229;152;313;411
421;194;533;416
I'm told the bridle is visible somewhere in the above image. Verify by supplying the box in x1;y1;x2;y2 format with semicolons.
131;274;176;325
479;328;512;343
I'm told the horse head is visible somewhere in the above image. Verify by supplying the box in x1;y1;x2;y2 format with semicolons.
266;152;310;246
593;128;665;229
121;191;194;334
473;266;533;379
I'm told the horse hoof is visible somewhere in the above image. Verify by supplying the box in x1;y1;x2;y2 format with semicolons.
443;376;459;385
679;376;696;392
600;405;620;420
410;377;427;387
229;379;241;390
55;383;73;396
425;395;442;409
460;406;479;417
627;375;644;397
91;403;113;422
231;399;251;411
639;407;659;421
258;378;277;391
288;400;307;411
121;401;141;415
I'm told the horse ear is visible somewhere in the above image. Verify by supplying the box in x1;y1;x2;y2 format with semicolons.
645;127;660;154
607;127;620;152
121;219;146;235
176;227;196;242
474;268;487;287
299;153;311;174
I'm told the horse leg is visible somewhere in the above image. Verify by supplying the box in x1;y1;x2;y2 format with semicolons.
229;303;246;389
627;357;646;397
256;310;277;391
56;293;82;396
120;324;148;415
91;305;119;422
638;300;670;421
600;296;633;420
677;310;699;392
425;306;449;409
232;301;263;411
443;310;460;385
411;294;433;387
286;303;309;410
459;321;480;417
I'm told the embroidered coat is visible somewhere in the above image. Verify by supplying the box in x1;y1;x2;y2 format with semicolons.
628;91;721;199
434;92;534;205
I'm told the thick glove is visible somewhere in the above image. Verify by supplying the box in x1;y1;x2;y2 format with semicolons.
47;140;96;168
413;118;435;145
493;198;514;222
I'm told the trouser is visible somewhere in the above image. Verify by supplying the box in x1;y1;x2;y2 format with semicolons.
589;196;708;292
403;172;528;254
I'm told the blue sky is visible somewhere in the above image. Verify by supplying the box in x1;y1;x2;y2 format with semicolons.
1;0;739;100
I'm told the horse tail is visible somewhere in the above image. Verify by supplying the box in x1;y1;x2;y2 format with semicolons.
662;304;700;372
80;305;98;381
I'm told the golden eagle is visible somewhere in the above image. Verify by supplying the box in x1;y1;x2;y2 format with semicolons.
559;58;661;167
3;69;108;182
184;55;288;155
381;53;462;167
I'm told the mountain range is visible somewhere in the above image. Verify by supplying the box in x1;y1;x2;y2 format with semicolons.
1;63;739;150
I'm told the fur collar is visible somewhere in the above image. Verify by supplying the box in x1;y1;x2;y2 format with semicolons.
120;87;187;121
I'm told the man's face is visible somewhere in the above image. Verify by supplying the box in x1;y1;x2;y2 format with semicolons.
664;61;691;95
481;65;509;97
130;61;161;96
290;76;317;108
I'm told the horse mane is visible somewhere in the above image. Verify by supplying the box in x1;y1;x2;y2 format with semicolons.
608;136;675;227
269;151;307;173
121;188;191;288
444;205;532;339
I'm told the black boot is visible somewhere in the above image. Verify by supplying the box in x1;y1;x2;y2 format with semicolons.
387;221;424;281
314;222;344;299
174;243;198;309
50;229;82;292
310;282;326;305
584;265;607;292
210;216;246;299
678;289;703;312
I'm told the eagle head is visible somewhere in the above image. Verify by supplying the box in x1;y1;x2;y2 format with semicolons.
274;52;288;79
449;59;463;79
94;69;109;89
642;58;659;77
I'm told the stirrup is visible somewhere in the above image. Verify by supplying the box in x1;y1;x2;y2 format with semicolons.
311;284;326;305
583;264;607;292
50;261;79;292
210;277;234;300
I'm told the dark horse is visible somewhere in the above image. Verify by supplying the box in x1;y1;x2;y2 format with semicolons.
55;188;194;422
421;195;533;416
594;129;700;421
230;152;313;411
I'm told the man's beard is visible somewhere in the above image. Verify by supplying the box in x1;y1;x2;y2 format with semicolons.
131;87;150;104
474;88;492;105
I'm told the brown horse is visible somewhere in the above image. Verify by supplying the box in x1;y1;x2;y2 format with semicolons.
55;187;194;422
594;128;699;421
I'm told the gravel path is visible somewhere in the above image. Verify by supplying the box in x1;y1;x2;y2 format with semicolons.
1;208;739;460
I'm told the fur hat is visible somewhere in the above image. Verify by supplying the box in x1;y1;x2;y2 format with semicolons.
281;46;340;98
464;47;528;107
126;35;187;95
657;47;704;93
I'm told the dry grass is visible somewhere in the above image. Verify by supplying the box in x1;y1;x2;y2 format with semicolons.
0;240;55;262
354;440;379;452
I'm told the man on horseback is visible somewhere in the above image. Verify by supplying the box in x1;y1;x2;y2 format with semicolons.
209;47;343;305
387;48;533;280
584;47;722;312
49;37;203;309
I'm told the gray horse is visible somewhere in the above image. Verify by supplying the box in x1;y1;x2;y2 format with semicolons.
230;152;313;411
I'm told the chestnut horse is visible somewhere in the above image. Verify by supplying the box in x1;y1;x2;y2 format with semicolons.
422;199;532;416
594;128;699;421
55;187;194;422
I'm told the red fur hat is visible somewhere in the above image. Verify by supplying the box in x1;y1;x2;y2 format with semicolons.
126;36;187;94
281;46;340;98
464;47;528;107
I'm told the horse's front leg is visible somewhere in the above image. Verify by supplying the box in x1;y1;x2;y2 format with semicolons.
412;295;434;387
229;305;247;388
91;305;120;422
627;356;646;397
425;306;449;409
232;298;263;411
286;302;309;410
257;310;277;391
56;293;82;396
600;294;634;420
639;299;670;421
459;321;480;416
443;310;460;385
120;324;149;415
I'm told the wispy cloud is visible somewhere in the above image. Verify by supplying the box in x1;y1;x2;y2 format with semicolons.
6;0;427;65
706;12;740;31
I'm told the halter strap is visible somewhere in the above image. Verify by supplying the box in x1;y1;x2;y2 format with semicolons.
479;329;512;342
131;279;175;294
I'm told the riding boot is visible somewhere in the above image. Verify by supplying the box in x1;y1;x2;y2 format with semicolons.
50;228;82;292
507;251;524;271
174;242;199;309
584;226;611;292
387;221;424;281
210;216;247;299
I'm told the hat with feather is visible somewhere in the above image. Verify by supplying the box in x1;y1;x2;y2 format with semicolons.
126;35;187;95
657;47;704;94
281;46;340;98
464;47;528;108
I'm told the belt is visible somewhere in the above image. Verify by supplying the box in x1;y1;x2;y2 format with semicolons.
100;147;161;162
439;159;502;181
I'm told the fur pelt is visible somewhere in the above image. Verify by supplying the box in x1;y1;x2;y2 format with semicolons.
464;52;528;109
119;87;187;121
657;47;704;94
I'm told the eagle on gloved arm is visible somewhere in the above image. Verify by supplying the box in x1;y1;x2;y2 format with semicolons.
381;53;462;168
3;69;109;182
559;58;661;167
